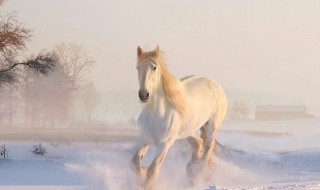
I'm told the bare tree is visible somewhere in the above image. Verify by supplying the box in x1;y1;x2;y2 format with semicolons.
21;59;72;128
0;12;31;53
0;53;56;85
54;43;95;92
228;101;250;120
21;43;95;128
0;3;55;86
0;2;61;128
81;83;99;127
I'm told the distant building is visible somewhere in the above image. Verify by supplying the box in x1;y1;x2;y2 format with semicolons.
255;105;315;121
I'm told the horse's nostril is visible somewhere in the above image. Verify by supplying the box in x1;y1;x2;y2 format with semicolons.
139;90;149;101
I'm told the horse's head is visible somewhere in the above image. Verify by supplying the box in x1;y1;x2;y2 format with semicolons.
136;45;161;103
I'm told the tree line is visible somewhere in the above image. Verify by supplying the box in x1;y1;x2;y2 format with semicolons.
0;1;99;128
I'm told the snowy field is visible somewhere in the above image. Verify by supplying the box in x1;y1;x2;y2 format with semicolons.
0;119;320;190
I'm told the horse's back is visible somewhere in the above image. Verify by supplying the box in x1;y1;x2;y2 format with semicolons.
180;75;197;81
178;75;228;138
181;75;225;97
182;75;227;113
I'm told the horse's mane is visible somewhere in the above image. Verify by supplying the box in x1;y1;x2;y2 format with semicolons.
139;51;186;117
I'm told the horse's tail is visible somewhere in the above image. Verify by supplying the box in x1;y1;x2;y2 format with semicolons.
214;140;248;159
214;140;224;154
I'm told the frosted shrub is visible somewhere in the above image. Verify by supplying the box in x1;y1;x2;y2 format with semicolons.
0;144;7;158
33;143;47;156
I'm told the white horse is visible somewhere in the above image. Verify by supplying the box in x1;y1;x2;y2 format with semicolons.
131;45;228;190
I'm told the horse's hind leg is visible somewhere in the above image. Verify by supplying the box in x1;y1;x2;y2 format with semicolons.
200;127;207;149
202;116;225;168
187;135;203;161
186;135;203;180
201;121;216;168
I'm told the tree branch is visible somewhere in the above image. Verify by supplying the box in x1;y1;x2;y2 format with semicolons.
0;53;56;85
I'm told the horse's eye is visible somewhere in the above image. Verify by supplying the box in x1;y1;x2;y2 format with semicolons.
153;66;157;71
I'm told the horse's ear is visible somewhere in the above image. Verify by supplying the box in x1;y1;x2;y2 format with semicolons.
137;46;143;57
154;45;160;54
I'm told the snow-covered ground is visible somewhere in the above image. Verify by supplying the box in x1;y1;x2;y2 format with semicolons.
0;119;319;190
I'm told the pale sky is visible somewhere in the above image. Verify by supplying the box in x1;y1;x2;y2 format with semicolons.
2;0;320;105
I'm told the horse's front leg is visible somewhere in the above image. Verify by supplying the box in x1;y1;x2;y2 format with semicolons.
130;140;150;183
144;143;171;190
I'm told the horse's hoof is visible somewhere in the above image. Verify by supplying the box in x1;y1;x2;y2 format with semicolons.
187;160;204;178
138;167;147;184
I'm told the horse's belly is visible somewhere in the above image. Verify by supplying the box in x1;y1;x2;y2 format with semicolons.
178;111;211;139
178;100;213;139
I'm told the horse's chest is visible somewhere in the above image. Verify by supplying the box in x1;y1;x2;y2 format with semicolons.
138;109;176;144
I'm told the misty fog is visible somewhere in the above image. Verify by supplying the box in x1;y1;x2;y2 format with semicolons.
1;1;320;131
0;0;319;135
1;1;320;190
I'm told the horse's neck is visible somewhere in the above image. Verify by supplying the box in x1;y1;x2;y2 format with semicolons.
149;84;167;111
148;76;182;116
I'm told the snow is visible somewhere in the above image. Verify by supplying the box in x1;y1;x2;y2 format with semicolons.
0;119;319;190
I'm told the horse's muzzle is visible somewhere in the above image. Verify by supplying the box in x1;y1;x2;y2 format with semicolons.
139;90;149;102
